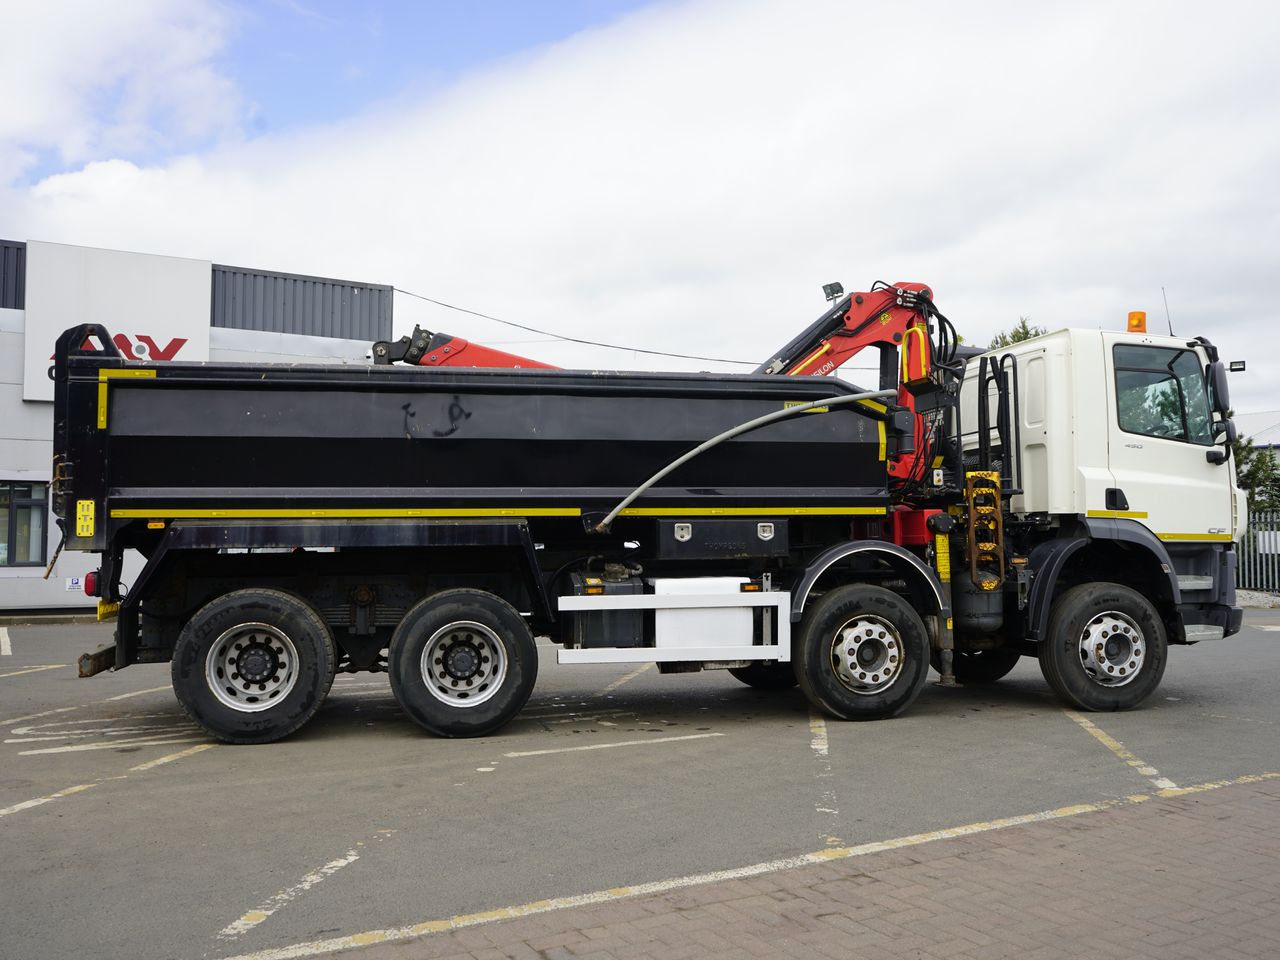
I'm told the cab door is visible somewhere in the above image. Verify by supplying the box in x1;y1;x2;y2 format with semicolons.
1102;334;1232;542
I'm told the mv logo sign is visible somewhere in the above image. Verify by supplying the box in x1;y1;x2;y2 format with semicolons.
60;333;191;361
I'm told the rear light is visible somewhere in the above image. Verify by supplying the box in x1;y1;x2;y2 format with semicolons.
84;571;99;597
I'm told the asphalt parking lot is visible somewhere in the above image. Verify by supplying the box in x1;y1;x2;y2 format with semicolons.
2;611;1279;960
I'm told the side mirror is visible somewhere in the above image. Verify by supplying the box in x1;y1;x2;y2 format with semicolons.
1207;360;1231;415
1207;417;1236;465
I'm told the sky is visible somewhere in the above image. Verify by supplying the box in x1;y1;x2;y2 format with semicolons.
2;0;1278;411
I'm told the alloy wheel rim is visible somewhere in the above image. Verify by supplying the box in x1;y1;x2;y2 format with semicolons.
206;623;300;712
831;614;902;695
1078;610;1145;687
420;620;507;708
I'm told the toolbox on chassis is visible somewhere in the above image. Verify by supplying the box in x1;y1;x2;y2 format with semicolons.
49;285;1244;744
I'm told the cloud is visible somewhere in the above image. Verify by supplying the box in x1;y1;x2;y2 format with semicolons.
3;0;1278;408
0;0;241;182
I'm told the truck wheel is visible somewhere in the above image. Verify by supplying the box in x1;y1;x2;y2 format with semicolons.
930;648;1022;683
172;589;336;744
388;589;537;737
1040;582;1167;711
728;663;798;690
794;585;930;721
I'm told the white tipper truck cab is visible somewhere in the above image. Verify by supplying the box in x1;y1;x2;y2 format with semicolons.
954;320;1244;710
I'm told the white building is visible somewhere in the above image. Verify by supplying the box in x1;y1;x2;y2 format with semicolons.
0;239;392;610
1233;411;1280;451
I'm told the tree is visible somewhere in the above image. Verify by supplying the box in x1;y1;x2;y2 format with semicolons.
989;317;1048;349
1233;431;1280;512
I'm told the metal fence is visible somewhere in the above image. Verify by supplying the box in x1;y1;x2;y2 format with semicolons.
1239;511;1280;592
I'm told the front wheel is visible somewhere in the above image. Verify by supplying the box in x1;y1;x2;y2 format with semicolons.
1039;582;1167;711
388;589;537;737
172;588;337;744
794;585;930;721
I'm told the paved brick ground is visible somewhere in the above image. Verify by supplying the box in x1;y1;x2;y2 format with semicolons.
335;779;1280;960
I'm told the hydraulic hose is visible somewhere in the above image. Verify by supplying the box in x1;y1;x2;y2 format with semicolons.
593;388;897;533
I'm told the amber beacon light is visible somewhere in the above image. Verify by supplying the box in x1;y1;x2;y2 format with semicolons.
1127;310;1147;333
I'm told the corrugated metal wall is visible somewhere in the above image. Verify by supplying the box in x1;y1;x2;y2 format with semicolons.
211;264;392;341
0;240;25;310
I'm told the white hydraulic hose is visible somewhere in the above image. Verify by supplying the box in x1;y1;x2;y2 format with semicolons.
593;388;898;532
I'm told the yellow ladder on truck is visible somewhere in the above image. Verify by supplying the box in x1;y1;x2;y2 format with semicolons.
965;471;1004;591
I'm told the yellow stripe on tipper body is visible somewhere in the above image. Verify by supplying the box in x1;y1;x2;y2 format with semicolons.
110;507;583;520
96;368;157;429
111;505;888;521
617;506;886;517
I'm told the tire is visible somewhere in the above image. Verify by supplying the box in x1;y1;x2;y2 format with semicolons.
388;588;537;737
172;588;337;744
793;585;931;721
930;647;1022;684
728;662;798;690
1039;582;1167;711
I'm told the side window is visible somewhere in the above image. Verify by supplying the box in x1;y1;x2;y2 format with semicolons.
1113;346;1213;446
1;481;49;566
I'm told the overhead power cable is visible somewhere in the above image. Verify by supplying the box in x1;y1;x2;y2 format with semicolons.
394;286;757;366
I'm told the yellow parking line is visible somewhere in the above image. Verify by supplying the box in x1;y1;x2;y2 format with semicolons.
1064;710;1177;790
214;770;1280;960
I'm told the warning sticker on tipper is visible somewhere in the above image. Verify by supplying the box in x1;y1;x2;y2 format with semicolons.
75;500;95;538
784;401;829;413
934;534;952;580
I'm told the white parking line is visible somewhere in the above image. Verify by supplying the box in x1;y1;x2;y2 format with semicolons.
1210;714;1275;725
0;627;10;656
103;685;172;701
0;742;214;819
215;771;1280;960
7;721;186;742
0;706;79;727
218;849;363;941
1064;710;1178;790
0;782;100;819
808;711;829;757
1;693;173;728
19;735;206;756
0;664;65;679
808;711;840;839
504;732;724;758
130;743;215;772
602;663;652;695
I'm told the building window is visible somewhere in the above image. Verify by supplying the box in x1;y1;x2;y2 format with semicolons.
1;481;48;567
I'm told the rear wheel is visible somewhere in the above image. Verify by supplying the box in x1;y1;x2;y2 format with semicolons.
1039;582;1167;711
389;589;537;737
728;662;798;690
794;585;930;721
930;647;1022;684
172;588;336;744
